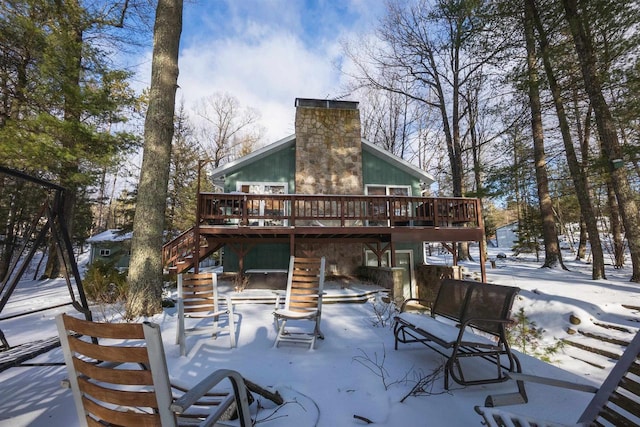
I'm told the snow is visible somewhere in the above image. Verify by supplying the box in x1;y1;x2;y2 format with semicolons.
85;229;133;243
1;247;639;426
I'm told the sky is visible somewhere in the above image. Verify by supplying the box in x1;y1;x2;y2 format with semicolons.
137;0;386;143
1;247;639;426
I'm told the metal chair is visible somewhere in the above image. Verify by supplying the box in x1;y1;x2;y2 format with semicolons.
273;256;325;349
57;313;252;427
176;272;236;356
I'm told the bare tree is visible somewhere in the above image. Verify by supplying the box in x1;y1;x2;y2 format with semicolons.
344;0;512;260
193;92;263;167
126;0;183;318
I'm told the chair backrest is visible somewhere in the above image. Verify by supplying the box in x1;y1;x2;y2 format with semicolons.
283;256;325;314
57;313;176;427
464;282;519;336
578;330;640;426
432;279;474;320
178;272;219;317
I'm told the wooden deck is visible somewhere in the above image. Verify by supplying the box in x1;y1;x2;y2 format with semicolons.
163;193;486;277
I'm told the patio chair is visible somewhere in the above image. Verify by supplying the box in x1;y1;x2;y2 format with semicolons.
475;330;640;426
273;256;326;349
56;313;252;427
176;272;236;356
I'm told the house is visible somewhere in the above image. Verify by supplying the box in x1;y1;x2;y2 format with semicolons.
87;229;133;270
495;222;519;248
163;98;487;297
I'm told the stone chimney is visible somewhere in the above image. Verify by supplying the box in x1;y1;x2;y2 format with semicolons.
294;98;363;195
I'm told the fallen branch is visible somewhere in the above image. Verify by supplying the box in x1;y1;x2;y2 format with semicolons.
354;414;374;424
245;378;284;405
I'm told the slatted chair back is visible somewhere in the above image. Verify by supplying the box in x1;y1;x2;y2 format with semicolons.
179;272;221;318
283;256;326;315
57;313;175;427
578;330;640;426
176;272;236;355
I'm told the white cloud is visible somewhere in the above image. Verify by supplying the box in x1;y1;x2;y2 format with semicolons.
178;31;345;142
131;1;385;144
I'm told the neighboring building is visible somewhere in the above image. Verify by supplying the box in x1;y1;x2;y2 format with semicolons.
87;229;133;270
495;222;518;248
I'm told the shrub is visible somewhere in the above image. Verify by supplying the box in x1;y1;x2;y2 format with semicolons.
507;307;564;362
83;260;128;304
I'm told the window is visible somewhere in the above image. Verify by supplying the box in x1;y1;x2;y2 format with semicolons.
237;182;288;226
365;185;411;225
99;248;111;257
364;250;390;267
365;185;411;196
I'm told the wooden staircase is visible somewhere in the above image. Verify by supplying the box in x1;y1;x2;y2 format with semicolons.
162;227;222;274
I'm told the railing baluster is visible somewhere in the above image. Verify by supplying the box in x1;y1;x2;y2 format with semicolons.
192;193;480;229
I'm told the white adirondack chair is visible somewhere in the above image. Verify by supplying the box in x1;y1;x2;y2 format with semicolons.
176;272;236;356
273;256;325;349
57;313;252;427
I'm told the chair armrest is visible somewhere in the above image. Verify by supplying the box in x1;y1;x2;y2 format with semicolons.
399;298;432;312
458;316;517;331
272;291;285;310
170;369;250;413
224;296;234;313
507;372;598;393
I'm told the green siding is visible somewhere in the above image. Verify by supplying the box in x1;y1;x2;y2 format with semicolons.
362;149;422;196
225;146;296;192
223;244;290;272
90;241;131;269
219;144;425;272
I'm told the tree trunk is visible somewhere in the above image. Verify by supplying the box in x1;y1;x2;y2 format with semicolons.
576;218;588;260
126;0;183;318
530;0;607;276
523;0;565;269
606;179;624;268
562;0;640;282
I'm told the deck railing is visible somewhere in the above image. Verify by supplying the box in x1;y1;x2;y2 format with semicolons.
198;193;480;228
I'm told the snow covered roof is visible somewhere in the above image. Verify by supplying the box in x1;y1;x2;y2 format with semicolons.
86;229;132;243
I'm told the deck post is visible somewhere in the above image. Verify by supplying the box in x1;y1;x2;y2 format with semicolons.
476;199;487;282
194;160;206;273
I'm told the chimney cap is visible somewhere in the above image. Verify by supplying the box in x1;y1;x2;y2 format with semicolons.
295;98;358;110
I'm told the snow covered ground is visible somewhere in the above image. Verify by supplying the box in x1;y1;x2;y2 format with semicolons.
0;247;638;426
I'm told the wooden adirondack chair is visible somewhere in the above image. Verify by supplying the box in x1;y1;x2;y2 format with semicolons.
57;313;252;427
176;272;236;356
273;256;325;349
475;330;640;427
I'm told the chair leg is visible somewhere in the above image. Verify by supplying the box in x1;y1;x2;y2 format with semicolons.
314;315;324;340
274;318;287;348
177;310;187;357
228;311;236;348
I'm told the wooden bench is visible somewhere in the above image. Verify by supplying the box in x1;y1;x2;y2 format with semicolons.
393;279;521;390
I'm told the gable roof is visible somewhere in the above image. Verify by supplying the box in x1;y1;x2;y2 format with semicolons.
87;229;133;243
210;134;435;185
